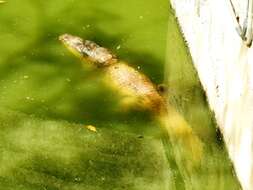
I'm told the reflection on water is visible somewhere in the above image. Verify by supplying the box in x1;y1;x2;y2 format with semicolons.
164;9;241;190
0;0;241;189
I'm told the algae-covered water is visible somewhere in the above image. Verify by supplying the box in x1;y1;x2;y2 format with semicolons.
0;0;241;190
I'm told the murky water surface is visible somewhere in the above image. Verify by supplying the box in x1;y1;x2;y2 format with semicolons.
0;0;241;189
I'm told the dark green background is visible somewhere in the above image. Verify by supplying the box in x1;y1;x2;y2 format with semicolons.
0;0;241;189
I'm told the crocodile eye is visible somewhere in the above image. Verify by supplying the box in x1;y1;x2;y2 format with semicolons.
157;84;167;94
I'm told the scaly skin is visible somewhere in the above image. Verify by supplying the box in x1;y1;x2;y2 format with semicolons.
105;62;166;113
59;34;166;113
59;34;203;171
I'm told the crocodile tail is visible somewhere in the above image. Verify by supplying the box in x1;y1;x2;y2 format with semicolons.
158;106;203;173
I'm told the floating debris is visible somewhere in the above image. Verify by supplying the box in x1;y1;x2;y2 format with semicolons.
26;96;34;101
85;125;97;132
74;177;81;182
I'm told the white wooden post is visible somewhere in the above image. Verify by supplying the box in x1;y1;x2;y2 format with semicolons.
170;0;253;189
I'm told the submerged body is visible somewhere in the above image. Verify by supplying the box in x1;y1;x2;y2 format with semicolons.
105;62;166;113
59;34;166;113
59;34;203;170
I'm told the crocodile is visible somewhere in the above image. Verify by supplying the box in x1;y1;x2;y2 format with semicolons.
59;33;203;170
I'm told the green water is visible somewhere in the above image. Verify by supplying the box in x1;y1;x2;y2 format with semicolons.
0;0;241;190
